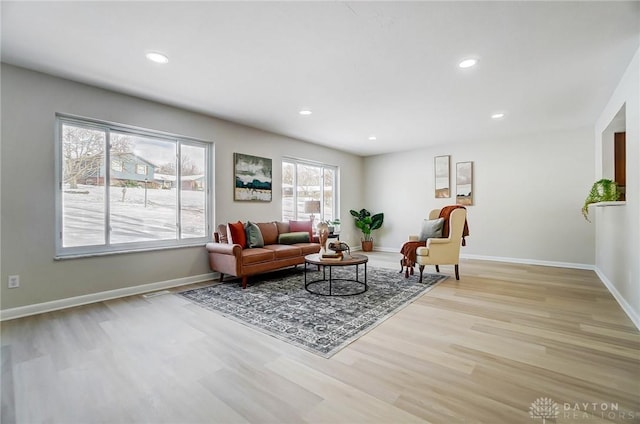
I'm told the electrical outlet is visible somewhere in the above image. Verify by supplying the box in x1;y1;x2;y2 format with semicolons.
8;275;20;289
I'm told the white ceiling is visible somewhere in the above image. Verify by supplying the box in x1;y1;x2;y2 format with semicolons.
2;1;639;156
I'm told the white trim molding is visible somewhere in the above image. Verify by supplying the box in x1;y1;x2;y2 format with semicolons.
594;267;640;331
374;247;595;270
0;272;218;321
458;253;595;270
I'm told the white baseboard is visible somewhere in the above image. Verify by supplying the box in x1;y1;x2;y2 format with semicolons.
373;247;594;270
458;253;594;270
372;246;397;253
594;267;640;331
0;272;218;321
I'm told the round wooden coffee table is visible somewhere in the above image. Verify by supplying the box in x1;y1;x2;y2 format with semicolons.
304;253;368;296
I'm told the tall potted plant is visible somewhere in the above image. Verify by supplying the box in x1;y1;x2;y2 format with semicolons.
349;208;384;251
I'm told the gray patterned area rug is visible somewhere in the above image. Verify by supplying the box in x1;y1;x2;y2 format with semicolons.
178;266;447;358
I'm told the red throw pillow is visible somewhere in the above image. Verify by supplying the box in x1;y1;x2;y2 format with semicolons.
228;221;247;248
289;220;313;241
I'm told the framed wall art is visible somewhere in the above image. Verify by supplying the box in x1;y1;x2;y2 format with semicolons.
456;161;473;205
434;155;450;198
234;153;272;202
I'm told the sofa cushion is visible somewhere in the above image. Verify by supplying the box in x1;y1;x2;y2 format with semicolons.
289;220;313;240
257;222;278;245
245;221;264;248
419;218;444;241
263;244;302;259
275;221;290;235
296;243;322;255
228;221;247;248
278;231;310;245
241;248;275;264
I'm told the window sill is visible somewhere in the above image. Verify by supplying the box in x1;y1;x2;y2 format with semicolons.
54;242;208;260
590;201;626;207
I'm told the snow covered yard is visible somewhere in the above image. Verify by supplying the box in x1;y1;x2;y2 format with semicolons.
62;184;205;247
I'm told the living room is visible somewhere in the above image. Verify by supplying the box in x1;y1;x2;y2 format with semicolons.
1;1;639;422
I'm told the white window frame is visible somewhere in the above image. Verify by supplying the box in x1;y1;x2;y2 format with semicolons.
135;164;147;175
282;157;339;222
55;114;214;258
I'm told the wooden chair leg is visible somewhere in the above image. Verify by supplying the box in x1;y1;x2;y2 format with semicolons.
418;265;425;283
455;264;459;280
435;265;440;273
399;258;404;273
241;276;248;289
219;273;225;282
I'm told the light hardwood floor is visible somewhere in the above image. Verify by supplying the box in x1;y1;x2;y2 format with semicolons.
2;253;639;423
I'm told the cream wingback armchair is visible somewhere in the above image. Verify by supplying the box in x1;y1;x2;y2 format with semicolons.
415;207;467;281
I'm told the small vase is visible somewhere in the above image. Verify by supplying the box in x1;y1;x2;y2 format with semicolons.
317;222;329;251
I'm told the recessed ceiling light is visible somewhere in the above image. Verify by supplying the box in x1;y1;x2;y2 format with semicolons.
491;112;505;119
458;58;478;69
368;136;377;141
299;110;312;116
146;52;169;64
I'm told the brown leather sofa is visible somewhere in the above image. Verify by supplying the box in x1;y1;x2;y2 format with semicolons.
205;221;321;288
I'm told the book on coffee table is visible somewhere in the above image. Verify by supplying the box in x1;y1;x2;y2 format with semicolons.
320;256;343;262
321;252;343;261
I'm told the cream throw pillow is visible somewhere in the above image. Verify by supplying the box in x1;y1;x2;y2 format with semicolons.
419;218;444;241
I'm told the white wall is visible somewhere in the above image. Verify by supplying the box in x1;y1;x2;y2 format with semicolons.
363;129;595;267
0;64;363;312
594;47;640;328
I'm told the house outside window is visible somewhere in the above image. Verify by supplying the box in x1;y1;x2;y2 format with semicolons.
282;158;338;228
55;115;213;258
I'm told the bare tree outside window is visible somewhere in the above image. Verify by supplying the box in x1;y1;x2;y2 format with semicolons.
62;125;105;189
61;123;107;246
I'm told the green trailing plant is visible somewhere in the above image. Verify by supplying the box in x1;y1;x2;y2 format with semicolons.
582;179;621;222
349;208;384;241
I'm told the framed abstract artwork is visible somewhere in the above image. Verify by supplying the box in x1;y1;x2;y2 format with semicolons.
434;155;450;198
234;153;272;202
456;161;473;205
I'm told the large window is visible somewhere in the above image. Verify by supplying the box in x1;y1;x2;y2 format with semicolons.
282;158;338;227
55;115;212;257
